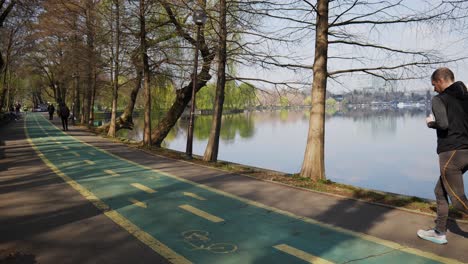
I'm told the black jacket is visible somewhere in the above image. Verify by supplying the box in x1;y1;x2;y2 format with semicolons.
429;81;468;153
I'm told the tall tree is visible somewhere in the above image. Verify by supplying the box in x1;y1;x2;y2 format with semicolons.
140;0;152;146
203;0;227;161
300;0;328;180
297;0;465;180
108;0;122;137
0;0;16;73
81;0;97;126
151;0;216;146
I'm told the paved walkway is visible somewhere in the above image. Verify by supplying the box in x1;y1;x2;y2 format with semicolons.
0;113;467;264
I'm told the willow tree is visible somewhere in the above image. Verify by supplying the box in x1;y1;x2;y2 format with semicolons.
150;0;217;146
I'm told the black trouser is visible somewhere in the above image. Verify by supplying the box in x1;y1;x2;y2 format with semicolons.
61;117;68;131
435;149;468;232
49;112;53;120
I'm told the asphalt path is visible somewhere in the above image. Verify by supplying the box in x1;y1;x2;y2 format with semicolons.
1;113;467;263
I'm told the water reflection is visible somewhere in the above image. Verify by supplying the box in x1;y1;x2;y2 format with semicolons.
96;108;467;199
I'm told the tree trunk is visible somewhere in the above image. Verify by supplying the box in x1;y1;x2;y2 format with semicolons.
151;0;215;147
140;0;151;146
0;1;16;28
108;0;121;138
99;51;143;133
203;0;227;162
300;0;329;180
83;0;96;126
0;28;14;111
81;87;88;124
72;75;80;124
89;73;96;126
119;70;142;128
0;65;8;111
150;56;214;146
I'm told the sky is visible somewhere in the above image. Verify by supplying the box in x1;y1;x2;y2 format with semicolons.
236;0;468;94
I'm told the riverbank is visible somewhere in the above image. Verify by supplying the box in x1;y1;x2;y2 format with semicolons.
87;125;467;222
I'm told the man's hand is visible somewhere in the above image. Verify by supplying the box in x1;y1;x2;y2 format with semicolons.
426;114;436;128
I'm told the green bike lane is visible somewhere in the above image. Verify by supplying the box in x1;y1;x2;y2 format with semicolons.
25;113;457;264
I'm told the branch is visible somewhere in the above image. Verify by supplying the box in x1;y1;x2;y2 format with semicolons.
0;0;16;27
328;57;468;76
329;40;434;57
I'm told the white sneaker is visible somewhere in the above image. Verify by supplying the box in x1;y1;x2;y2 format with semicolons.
417;229;448;245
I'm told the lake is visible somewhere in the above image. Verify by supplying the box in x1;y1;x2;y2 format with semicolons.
105;108;467;200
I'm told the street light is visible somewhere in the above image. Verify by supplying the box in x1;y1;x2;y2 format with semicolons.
186;9;207;158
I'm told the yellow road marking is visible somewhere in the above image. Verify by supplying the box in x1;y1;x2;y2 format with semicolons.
131;183;157;194
84;160;95;165
62;146;69;150
179;204;224;223
274;244;334;264
129;198;147;208
88;151;95;156
183;192;206;201
55;141;62;144
26;116;191;264
71;151;80;157
104;169;120;177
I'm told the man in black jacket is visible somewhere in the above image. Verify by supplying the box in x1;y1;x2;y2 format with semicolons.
58;103;70;131
417;67;468;244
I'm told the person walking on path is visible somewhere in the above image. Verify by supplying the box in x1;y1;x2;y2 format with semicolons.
417;67;468;245
47;103;55;120
14;102;21;116
58;103;70;131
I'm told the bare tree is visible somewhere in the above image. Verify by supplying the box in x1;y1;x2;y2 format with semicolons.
108;0;122;137
203;0;227;161
294;0;466;180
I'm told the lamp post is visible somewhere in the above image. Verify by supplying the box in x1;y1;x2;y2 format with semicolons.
186;9;207;158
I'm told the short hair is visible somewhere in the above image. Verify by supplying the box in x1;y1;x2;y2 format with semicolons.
431;67;454;82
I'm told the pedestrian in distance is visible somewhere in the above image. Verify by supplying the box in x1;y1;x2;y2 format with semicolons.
14;102;21;116
47;103;55;120
417;67;468;245
58;103;70;131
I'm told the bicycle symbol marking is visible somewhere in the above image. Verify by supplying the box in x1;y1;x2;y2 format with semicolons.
181;230;237;254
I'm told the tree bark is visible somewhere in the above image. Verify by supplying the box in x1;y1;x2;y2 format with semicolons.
300;0;329;180
203;0;227;162
108;0;121;138
140;0;151;146
151;0;215;147
89;72;96;126
99;52;143;132
79;0;96;125
0;28;13;111
150;53;214;146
